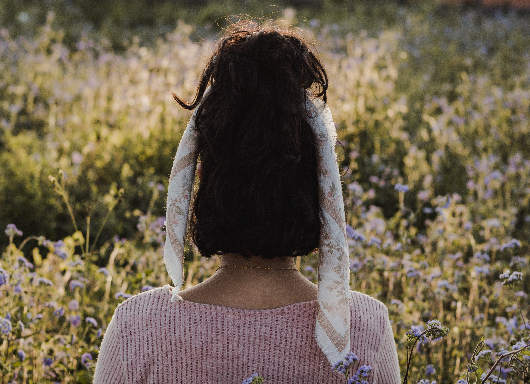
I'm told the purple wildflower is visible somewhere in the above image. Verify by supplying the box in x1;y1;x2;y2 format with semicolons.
499;270;511;280
53;307;65;317
17;350;26;362
241;373;261;384
406;267;421;278
36;277;53;286
500;239;522;251
14;283;23;294
68;260;84;267
367;236;381;246
69;280;85;290
408;325;423;337
437;280;457;292
350;259;363;272
332;361;347;374
97;267;110;276
141;285;155;292
70;315;81;327
474;266;490;275
86;317;97;327
476;349;492;359
150;217;165;229
507;271;523;283
16;256;34;269
68;300;79;311
0;269;9;286
43;357;53;367
0;318;12;334
4;224;22;237
500;270;523;284
442;196;451;209
348;229;366;242
474;252;490;262
345;351;359;364
395;183;409;192
53;240;68;259
81;352;92;368
425;364;436;375
357;365;372;377
115;292;132;299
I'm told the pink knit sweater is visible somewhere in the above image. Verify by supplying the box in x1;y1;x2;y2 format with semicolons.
93;285;400;383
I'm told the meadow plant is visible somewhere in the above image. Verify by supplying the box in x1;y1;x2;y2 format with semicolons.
456;273;529;384
241;373;264;384
330;351;374;383
402;320;449;383
0;184;187;382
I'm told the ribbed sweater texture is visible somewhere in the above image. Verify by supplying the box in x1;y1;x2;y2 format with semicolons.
93;285;401;383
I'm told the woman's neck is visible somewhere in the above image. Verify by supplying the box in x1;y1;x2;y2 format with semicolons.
219;253;297;269
177;254;318;309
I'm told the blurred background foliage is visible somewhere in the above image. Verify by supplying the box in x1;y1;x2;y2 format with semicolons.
2;0;530;250
1;0;412;45
1;0;530;248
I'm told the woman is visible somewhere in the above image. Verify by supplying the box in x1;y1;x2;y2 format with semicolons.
94;21;400;383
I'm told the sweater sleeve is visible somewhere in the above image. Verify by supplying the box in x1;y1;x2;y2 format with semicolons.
374;309;401;384
93;308;125;384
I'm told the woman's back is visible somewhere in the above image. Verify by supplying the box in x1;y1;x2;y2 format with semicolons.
94;21;401;383
93;286;400;383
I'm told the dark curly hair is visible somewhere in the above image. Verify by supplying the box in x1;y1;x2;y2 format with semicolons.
172;21;328;259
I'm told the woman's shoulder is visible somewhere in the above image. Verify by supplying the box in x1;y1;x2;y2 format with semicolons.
114;287;388;309
113;285;173;315
348;290;389;317
348;290;394;359
111;286;389;321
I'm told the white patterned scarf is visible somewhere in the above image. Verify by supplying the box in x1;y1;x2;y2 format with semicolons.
163;94;351;367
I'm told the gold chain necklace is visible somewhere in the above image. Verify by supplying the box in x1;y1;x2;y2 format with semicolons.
217;265;298;271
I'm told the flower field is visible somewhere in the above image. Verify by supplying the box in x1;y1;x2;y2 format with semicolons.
1;2;529;383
